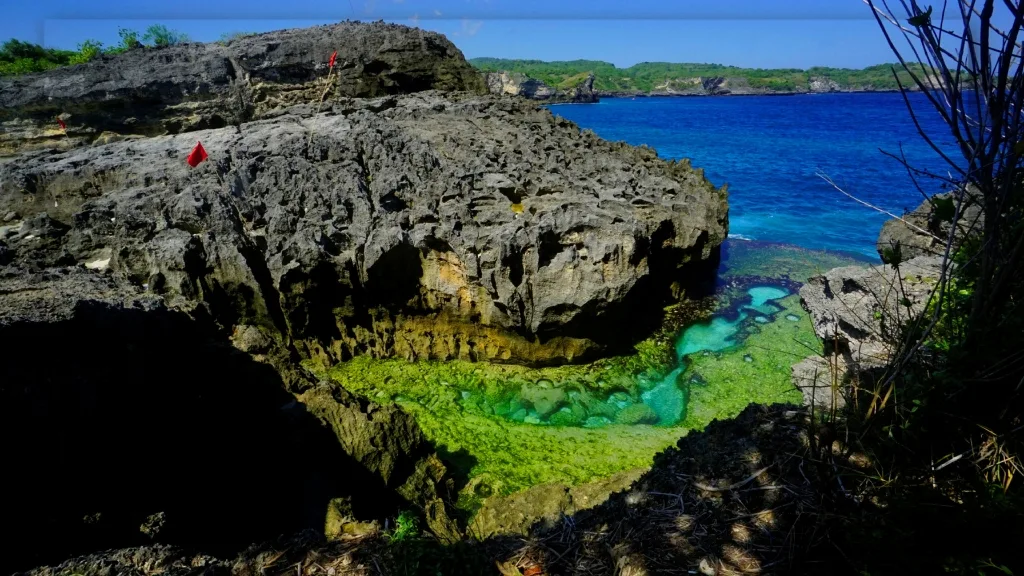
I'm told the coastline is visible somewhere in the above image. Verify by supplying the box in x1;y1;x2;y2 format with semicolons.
540;87;919;105
597;87;909;99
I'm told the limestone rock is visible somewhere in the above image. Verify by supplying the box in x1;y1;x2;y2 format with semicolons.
800;255;939;358
876;191;984;263
485;71;598;103
1;91;727;365
797;242;941;407
231;323;275;353
0;21;485;154
809;76;841;93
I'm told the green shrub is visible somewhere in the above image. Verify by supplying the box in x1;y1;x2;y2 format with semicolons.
142;24;189;47
0;39;77;76
68;40;103;65
105;27;142;54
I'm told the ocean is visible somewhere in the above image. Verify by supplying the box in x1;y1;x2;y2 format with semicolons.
550;92;959;259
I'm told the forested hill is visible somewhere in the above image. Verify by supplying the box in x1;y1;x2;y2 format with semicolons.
470;57;922;94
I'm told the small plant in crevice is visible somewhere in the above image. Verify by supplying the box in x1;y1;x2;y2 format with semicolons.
385;510;419;544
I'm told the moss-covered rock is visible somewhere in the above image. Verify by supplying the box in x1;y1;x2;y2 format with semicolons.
615;404;659;425
520;384;568;417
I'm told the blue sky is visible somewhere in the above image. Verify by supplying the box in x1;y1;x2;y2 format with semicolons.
0;0;966;69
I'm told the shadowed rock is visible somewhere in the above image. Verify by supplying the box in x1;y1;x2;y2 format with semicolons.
0;268;461;573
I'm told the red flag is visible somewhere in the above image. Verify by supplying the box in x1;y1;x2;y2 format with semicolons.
328;50;337;68
56;117;67;131
186;141;209;167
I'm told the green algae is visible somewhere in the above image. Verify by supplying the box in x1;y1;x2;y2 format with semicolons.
681;294;811;428
676;315;746;357
748;286;790;308
321;355;688;508
305;242;858;524
315;280;817;517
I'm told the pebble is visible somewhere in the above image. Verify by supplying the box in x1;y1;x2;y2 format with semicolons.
699;557;718;576
3;211;17;222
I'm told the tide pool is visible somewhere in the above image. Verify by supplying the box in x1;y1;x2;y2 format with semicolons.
313;243;863;514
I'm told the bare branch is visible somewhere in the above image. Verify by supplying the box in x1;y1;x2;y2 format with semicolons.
816;171;945;242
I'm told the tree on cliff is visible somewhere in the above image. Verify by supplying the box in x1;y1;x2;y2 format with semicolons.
867;0;1024;490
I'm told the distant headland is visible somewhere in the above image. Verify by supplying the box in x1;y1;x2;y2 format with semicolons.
471;57;930;100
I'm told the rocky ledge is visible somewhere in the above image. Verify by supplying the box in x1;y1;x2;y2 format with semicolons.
793;196;948;408
0;20;728;573
0;21;486;155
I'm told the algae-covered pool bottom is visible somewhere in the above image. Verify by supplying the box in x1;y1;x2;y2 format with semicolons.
452;284;795;430
320;241;870;517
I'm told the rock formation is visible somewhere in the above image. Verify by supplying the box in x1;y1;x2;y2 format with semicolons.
0;21;486;155
876;189;984;263
484;71;599;103
0;90;727;366
0;20;728;570
808;76;841;93
794;196;946;408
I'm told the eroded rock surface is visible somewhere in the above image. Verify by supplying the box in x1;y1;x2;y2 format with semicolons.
1;91;727;365
0;21;485;154
876;190;984;263
794;198;946;407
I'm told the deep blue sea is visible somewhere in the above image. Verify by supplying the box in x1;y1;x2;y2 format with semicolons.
551;93;959;259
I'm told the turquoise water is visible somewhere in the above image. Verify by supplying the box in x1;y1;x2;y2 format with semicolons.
551;93;960;258
676;316;746;358
474;284;792;428
749;286;789;308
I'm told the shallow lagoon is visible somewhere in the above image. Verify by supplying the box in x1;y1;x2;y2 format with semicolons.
315;240;870;513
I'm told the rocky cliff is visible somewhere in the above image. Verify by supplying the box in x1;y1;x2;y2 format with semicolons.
0;21;486;155
484;70;599;103
599;75;850;98
0;91;727;366
0;20;728;571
